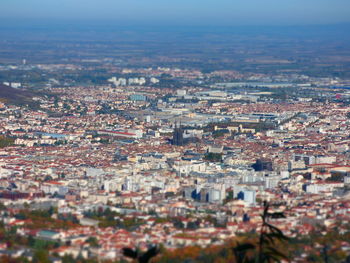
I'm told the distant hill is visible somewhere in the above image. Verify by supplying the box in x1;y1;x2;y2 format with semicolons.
0;83;39;108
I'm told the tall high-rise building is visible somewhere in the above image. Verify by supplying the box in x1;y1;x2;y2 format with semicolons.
172;122;184;146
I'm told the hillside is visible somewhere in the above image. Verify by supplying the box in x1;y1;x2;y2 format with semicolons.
0;83;39;108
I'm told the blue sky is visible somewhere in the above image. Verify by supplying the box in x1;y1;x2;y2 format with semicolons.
1;0;350;26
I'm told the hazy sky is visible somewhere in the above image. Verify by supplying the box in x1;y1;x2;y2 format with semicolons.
1;0;350;26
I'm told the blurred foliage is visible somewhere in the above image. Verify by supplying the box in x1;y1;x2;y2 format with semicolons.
0;136;14;148
123;246;160;263
204;152;223;162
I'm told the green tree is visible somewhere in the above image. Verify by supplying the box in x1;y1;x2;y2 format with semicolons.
86;236;99;248
33;249;50;263
204;152;222;162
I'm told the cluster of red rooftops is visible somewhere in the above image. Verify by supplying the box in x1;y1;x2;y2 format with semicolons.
1;80;350;261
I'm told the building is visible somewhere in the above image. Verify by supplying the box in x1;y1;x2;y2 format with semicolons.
172;123;184;146
237;189;256;206
97;130;143;139
252;159;273;171
130;94;147;101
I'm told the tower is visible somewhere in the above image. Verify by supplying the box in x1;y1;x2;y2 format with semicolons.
172;122;184;146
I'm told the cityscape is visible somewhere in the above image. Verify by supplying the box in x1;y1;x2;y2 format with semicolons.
1;1;350;263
